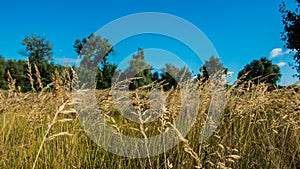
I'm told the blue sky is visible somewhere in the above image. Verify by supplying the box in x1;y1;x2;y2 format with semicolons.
0;0;299;85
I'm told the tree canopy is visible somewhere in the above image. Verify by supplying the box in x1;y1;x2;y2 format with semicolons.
0;27;295;93
74;33;113;68
161;64;193;90
120;48;153;90
20;35;53;64
198;56;227;81
237;57;281;87
0;56;6;89
73;34;117;89
19;35;57;91
280;0;300;79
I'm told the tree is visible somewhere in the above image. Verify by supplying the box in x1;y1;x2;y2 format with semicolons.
0;56;7;89
96;61;118;89
160;64;193;90
198;56;227;81
20;34;53;64
73;34;116;89
280;1;300;79
7;60;27;90
20;34;56;91
73;35;90;56
120;48;153;90
237;57;281;87
151;71;160;82
73;33;113;67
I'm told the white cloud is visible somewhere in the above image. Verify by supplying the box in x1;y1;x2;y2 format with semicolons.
277;62;287;67
270;48;294;58
53;57;80;64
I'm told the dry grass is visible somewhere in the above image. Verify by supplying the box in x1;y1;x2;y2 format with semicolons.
0;64;299;168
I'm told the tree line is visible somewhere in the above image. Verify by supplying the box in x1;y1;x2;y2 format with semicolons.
0;33;282;92
1;1;299;92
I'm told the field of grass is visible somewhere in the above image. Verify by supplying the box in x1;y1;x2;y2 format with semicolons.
0;69;299;168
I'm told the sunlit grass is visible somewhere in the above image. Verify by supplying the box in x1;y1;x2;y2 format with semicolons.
0;68;299;168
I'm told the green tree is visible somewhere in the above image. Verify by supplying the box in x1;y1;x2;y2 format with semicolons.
73;34;116;89
198;56;227;81
73;35;90;56
20;34;53;64
151;71;160;82
161;64;193;90
121;48;152;90
280;1;300;78
237;57;281;87
73;33;113;67
20;34;56;91
3;59;30;92
96;61;118;89
0;56;7;89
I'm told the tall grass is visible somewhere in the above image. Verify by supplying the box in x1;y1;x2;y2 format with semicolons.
0;64;299;168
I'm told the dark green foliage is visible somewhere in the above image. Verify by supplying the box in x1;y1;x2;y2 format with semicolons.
73;34;91;56
237;57;281;87
151;71;160;82
118;48;193;90
0;35;67;92
120;48;153;90
96;61;118;89
0;58;32;92
74;34;113;67
0;58;58;92
20;34;53;64
35;62;56;88
20;35;57;91
160;64;193;90
198;56;227;81
0;34;224;92
5;59;29;91
0;56;6;89
73;34;117;89
280;1;300;79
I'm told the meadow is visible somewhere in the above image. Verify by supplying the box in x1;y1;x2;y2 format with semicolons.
0;67;299;169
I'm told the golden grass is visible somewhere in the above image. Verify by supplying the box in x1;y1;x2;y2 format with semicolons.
0;65;299;168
